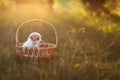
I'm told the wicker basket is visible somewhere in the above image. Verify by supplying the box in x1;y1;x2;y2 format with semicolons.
16;19;58;61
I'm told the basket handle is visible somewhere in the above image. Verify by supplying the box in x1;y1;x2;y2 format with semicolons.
16;19;58;47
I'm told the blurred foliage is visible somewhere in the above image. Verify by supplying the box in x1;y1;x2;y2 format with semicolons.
0;0;120;80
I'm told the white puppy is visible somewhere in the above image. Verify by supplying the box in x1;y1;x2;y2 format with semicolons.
22;32;43;48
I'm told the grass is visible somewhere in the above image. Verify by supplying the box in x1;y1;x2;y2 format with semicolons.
0;3;120;80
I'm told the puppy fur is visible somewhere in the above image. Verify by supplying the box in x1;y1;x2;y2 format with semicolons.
22;32;43;48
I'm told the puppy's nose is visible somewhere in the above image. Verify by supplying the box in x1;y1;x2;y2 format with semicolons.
41;40;43;43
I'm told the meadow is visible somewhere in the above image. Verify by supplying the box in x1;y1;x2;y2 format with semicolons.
0;0;120;80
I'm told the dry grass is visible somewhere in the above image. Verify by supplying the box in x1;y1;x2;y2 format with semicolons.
0;2;120;80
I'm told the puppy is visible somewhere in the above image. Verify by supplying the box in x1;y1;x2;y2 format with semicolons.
22;32;43;48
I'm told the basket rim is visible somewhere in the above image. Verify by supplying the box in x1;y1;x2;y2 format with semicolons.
16;42;57;49
16;19;58;47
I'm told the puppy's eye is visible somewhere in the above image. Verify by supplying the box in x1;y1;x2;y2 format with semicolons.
37;37;39;40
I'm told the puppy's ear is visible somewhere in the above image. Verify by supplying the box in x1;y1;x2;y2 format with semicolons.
30;36;33;41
